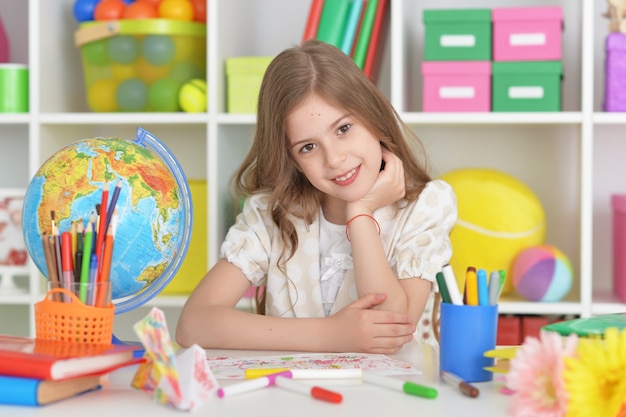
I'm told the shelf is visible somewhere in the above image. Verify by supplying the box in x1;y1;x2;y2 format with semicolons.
402;112;585;125
498;300;583;315
0;0;623;339
38;113;209;125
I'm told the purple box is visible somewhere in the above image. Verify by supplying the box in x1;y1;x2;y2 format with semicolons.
604;33;626;112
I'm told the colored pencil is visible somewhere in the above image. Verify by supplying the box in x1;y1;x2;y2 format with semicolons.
61;231;74;287
53;225;63;289
105;180;122;234
42;233;61;301
96;182;108;267
79;222;93;304
96;224;114;307
88;254;98;306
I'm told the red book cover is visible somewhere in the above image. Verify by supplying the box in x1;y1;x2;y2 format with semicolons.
0;334;142;380
302;0;325;42
363;0;389;81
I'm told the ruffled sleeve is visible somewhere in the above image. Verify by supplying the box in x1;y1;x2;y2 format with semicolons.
389;179;457;283
219;194;275;286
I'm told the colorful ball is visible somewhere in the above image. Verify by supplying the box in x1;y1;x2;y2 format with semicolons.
110;62;135;81
73;0;101;22
116;78;148;111
158;0;194;21
107;35;139;64
135;57;171;84
87;79;119;112
189;0;206;22
82;40;110;66
170;60;202;82
512;245;572;302
94;0;127;20
148;78;181;111
141;35;175;66
178;78;206;112
123;1;158;18
440;168;546;295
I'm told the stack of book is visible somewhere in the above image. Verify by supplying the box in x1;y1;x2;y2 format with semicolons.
0;334;141;407
303;0;390;82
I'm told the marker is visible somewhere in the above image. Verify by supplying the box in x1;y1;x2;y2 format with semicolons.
488;270;500;305
244;368;362;380
465;266;478;306
442;264;463;305
441;371;479;398
435;272;451;303
217;370;291;398
362;372;437;399
497;269;506;300
477;269;489;306
274;375;343;404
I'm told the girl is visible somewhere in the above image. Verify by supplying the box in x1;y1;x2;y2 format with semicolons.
176;40;457;354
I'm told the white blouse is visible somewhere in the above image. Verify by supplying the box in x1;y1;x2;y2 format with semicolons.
220;179;458;347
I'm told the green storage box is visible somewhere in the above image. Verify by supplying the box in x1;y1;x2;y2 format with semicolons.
225;56;273;113
492;61;563;112
423;9;492;61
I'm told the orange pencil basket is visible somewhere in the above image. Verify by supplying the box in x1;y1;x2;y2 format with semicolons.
35;288;114;345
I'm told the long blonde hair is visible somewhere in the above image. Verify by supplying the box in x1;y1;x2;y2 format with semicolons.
231;40;433;314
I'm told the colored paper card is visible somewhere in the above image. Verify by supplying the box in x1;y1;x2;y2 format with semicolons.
132;307;218;411
302;0;325;42
352;0;378;69
340;0;364;55
316;0;352;48
363;0;389;80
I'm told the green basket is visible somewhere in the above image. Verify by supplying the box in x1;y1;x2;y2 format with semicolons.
75;19;206;112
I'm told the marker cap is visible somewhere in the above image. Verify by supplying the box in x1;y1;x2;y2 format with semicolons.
403;381;438;398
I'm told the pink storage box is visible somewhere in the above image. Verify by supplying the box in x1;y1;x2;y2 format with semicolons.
492;7;562;62
613;194;626;303
422;61;491;112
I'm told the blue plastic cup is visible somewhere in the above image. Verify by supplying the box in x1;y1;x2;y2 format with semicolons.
439;302;498;382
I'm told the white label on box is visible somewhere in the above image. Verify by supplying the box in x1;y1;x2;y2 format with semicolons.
509;33;546;46
440;35;476;47
440;86;476;99
508;86;544;99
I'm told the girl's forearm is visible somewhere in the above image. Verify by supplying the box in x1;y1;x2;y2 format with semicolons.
176;305;338;351
347;215;409;313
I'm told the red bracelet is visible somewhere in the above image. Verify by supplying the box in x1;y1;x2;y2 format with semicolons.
345;214;380;241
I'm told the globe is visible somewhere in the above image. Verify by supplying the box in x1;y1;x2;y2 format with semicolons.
22;127;193;314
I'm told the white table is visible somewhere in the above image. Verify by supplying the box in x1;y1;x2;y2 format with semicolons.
0;341;511;416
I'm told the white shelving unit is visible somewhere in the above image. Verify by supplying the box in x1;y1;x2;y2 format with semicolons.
0;0;624;339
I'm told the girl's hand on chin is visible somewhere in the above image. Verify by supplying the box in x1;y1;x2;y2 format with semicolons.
354;148;406;214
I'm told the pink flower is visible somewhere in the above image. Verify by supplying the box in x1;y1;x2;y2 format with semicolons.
506;331;578;417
